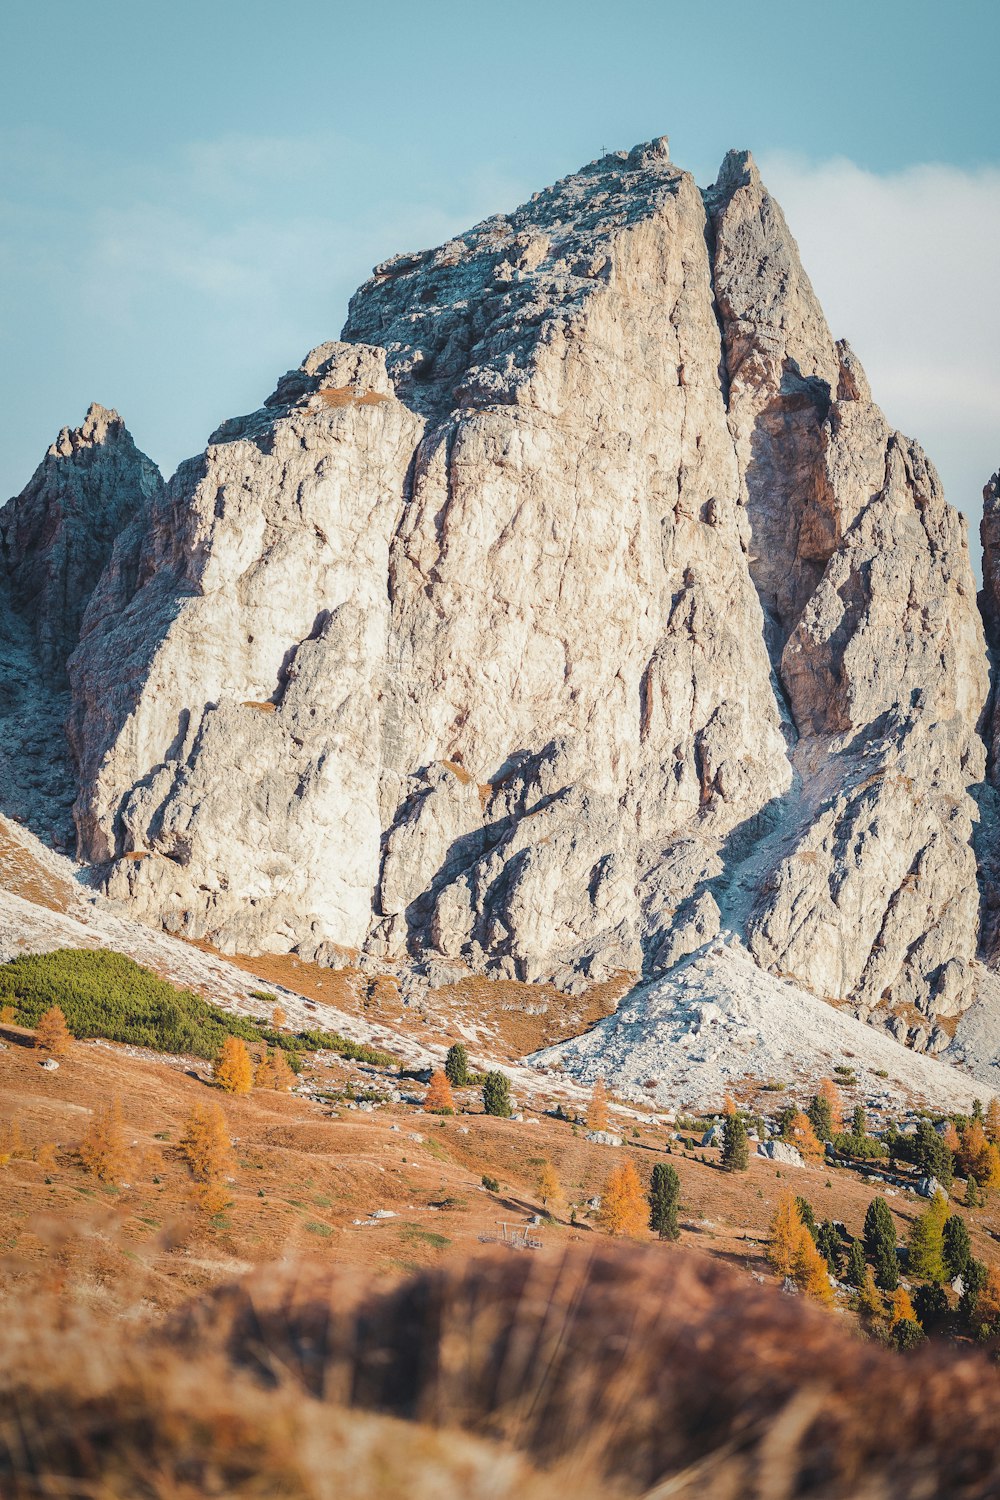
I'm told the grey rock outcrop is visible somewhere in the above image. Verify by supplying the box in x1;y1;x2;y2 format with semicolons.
4;139;994;1043
0;405;162;841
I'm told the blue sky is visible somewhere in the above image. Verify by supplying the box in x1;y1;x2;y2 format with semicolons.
2;0;998;547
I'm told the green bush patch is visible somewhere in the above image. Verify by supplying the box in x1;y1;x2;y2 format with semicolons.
0;949;397;1067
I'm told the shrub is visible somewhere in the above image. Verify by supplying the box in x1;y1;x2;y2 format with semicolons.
482;1071;512;1118
0;950;394;1067
481;1174;500;1193
0;1002;16;1024
892;1318;926;1352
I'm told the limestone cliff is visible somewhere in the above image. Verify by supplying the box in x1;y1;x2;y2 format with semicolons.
4;140;993;1043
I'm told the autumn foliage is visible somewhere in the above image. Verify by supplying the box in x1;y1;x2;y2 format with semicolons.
586;1079;609;1132
179;1101;235;1213
213;1036;253;1095
597;1160;646;1237
254;1047;296;1091
424;1070;456;1114
78;1098;130;1184
35;1004;72;1058
789;1110;824;1163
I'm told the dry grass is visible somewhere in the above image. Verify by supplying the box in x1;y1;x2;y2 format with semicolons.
7;1243;1000;1498
241;700;277;713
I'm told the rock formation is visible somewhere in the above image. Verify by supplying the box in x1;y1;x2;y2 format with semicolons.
3;139;995;1044
0;405;162;840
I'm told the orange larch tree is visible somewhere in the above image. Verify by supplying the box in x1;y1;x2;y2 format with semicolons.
768;1191;804;1278
213;1036;253;1095
179;1101;235;1212
587;1079;609;1133
424;1069;456;1114
790;1110;825;1163
78;1098;130;1184
794;1223;835;1305
35;1004;72;1058
597;1160;646;1237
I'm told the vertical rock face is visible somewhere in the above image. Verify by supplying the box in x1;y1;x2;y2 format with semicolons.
0;405;161;841
1;405;162;685
5;139;993;1040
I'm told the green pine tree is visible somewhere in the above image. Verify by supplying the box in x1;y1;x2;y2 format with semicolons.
817;1220;842;1274
851;1104;867;1140
647;1161;681;1240
807;1094;834;1142
482;1070;512;1118
960;1258;988;1326
864;1196;899;1290
943;1213;971;1280
908;1191;948;1284
721;1112;749;1172
795;1195;818;1241
444;1042;470;1087
845;1236;867;1289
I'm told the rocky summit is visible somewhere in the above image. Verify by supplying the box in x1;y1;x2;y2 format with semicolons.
3;137;998;1057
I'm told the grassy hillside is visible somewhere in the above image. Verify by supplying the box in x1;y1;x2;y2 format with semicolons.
0;948;393;1065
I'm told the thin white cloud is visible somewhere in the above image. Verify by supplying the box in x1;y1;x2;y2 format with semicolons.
757;152;1000;553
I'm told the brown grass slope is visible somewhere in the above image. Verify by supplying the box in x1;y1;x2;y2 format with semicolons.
6;1244;1000;1500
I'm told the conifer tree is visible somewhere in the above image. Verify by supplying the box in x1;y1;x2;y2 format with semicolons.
722;1092;737;1117
807;1092;833;1142
960;1258;988;1326
424;1069;456;1114
444;1042;470;1087
967;1173;982;1208
179;1101;234;1213
255;1047;295;1091
597;1160;646;1237
915;1119;953;1188
271;1003;286;1030
889;1285;917;1326
35;1004;72;1058
794;1223;834;1304
537;1160;561;1210
78;1097;129;1184
482;1070;512;1118
587;1078;609;1132
767;1191;804;1278
855;1264;883;1320
818;1077;844;1132
985;1097;1000;1144
721;1112;749;1172
789;1110;824;1163
912;1282;949;1330
973;1098;984;1123
851;1104;867;1140
817;1220;842;1274
845;1236;867;1289
795;1195;818;1241
864;1197;899;1290
648;1161;681;1240
908;1190;949;1284
943;1212;971;1280
213;1036;253;1095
